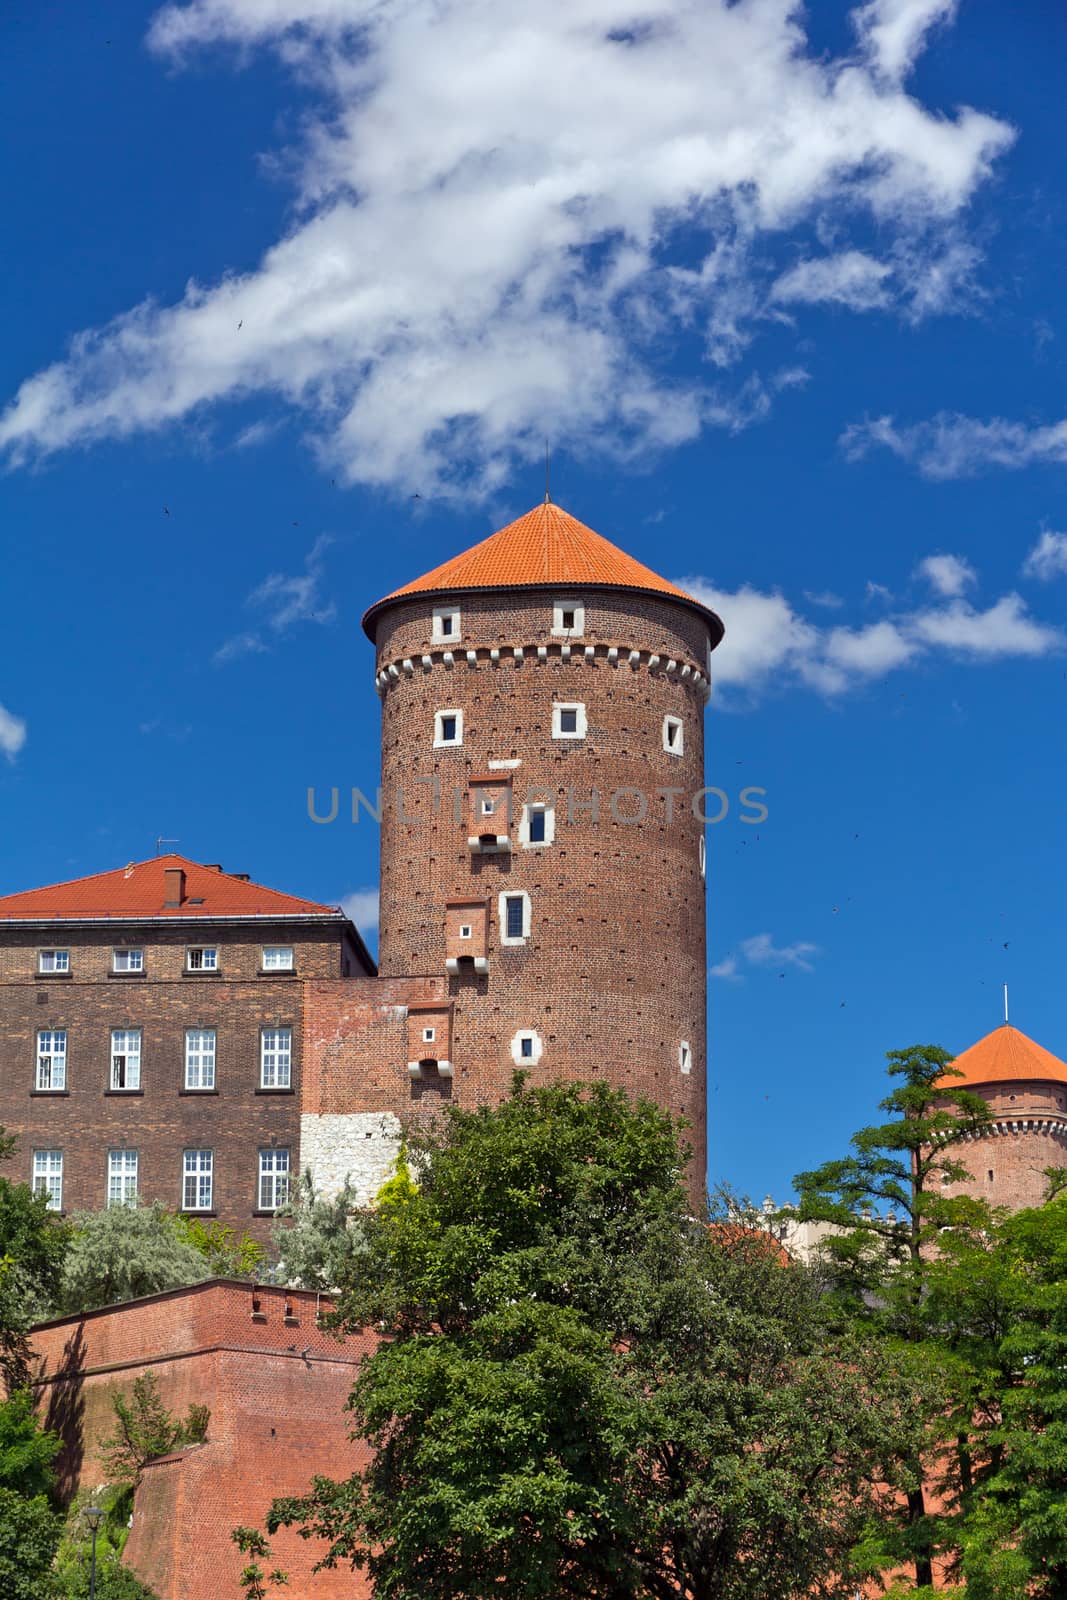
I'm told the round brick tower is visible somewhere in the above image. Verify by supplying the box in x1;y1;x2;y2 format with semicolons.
937;1024;1067;1212
362;500;724;1203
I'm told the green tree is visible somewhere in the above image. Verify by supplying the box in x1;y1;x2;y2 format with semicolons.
57;1201;209;1314
232;1526;288;1599
174;1216;266;1278
271;1170;368;1291
792;1043;994;1590
0;1386;65;1600
99;1372;210;1484
60;1552;162;1599
270;1077;918;1600
0;1126;69;1385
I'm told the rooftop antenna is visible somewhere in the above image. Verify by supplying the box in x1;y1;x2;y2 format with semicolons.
1004;983;1009;1025
544;441;551;505
156;836;179;857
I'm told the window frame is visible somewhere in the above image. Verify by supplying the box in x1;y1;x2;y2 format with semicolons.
186;946;219;973
552;599;585;637
499;890;532;947
520;800;555;849
112;948;144;974
260;1026;293;1090
32;1150;63;1212
433;708;464;748
110;1027;142;1092
38;950;69;975
422;1026;436;1043
552;701;587;740
182;1148;214;1213
510;1028;543;1065
459;923;472;940
679;1041;692;1075
184;1027;217;1091
107;1148;139;1209
35;1029;67;1092
431;603;461;643
261;945;294;973
663;714;684;756
258;1147;291;1213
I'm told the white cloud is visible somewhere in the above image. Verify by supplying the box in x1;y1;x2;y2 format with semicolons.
0;0;1013;497
680;568;1061;705
841;412;1067;479
916;552;976;596
215;533;335;662
341;886;379;936
709;955;741;983
1023;530;1067;582
0;702;27;760
741;932;820;971
803;589;844;609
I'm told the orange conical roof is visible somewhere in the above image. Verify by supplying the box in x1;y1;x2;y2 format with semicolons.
939;1024;1067;1088
362;501;724;640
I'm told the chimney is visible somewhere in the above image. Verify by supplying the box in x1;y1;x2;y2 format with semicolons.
164;867;186;907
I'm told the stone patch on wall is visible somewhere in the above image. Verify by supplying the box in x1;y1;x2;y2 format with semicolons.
300;1111;403;1204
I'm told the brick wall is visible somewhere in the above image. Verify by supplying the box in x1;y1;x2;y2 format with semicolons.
939;1078;1067;1211
32;1280;374;1600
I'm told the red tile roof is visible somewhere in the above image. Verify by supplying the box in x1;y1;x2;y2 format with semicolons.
0;856;341;922
938;1024;1067;1088
362;500;724;639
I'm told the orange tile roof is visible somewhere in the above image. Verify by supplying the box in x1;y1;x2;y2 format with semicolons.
362;500;724;639
0;855;341;922
938;1024;1067;1088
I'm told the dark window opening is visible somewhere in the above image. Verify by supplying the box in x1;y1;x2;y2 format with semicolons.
505;897;525;940
528;808;547;843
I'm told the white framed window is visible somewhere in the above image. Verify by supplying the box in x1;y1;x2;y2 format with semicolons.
459;923;472;939
110;1028;142;1091
520;801;555;848
481;797;496;816
258;1148;290;1212
699;834;706;882
36;1030;67;1092
113;948;144;974
552;702;586;740
663;715;684;756
32;1150;63;1212
182;1149;214;1212
511;1029;543;1065
38;950;69;975
499;891;532;946
107;1149;138;1208
434;708;463;748
186;946;218;972
422;1026;436;1043
185;1028;216;1091
262;946;294;972
679;1041;692;1075
552;599;585;636
432;603;461;643
261;1027;292;1089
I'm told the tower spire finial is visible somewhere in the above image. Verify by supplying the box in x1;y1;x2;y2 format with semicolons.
1004;983;1009;1025
545;441;550;505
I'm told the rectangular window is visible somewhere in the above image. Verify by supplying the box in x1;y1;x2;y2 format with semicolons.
107;1149;138;1208
185;1028;217;1090
434;709;463;747
432;604;461;643
261;1027;292;1089
258;1148;291;1212
552;702;586;740
422;1026;436;1043
186;947;218;972
459;924;472;939
113;949;144;974
520;1036;534;1059
36;1030;67;1092
32;1150;63;1212
528;807;546;843
505;896;525;940
560;708;577;733
262;946;294;972
552;600;585;636
110;1028;142;1091
663;715;684;755
38;950;69;974
182;1149;213;1212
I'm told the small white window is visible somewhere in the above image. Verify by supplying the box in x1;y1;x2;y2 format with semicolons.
663;715;684;756
434;709;463;747
679;1041;692;1075
38;950;69;975
459;924;472;940
113;948;144;974
499;891;532;946
510;1029;543;1065
258;1148;291;1212
261;1027;293;1089
552;702;587;740
699;834;706;881
185;1028;217;1091
186;946;218;972
552;600;585;636
36;1030;67;1092
520;801;555;848
111;1028;142;1091
183;1149;214;1212
262;946;294;972
107;1149;138;1208
33;1151;63;1212
422;1026;436;1043
432;604;461;643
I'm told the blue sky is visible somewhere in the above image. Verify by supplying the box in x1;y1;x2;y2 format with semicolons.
2;0;1065;1201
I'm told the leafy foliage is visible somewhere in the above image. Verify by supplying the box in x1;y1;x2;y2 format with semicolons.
0;1127;69;1385
271;1170;368;1291
232;1526;288;1599
270;1077;917;1600
99;1373;209;1484
57;1201;209;1314
60;1550;162;1599
174;1216;266;1278
0;1389;61;1500
0;1486;62;1599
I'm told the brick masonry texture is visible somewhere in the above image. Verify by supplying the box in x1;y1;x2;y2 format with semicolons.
939;1079;1067;1211
31;1280;373;1600
372;587;713;1203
